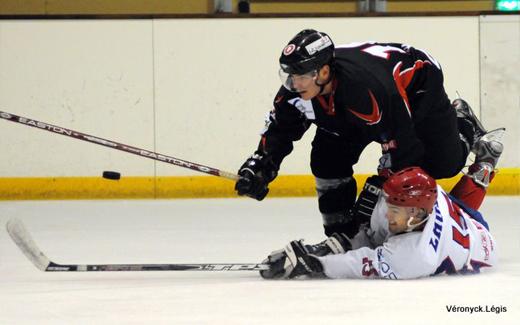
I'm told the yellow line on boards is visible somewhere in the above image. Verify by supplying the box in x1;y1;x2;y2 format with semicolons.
0;169;518;200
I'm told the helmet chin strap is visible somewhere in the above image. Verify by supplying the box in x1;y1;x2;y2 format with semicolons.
315;65;334;95
315;78;332;95
405;214;430;232
318;82;326;95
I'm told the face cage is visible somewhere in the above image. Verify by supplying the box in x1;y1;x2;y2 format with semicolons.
278;69;318;92
383;190;431;216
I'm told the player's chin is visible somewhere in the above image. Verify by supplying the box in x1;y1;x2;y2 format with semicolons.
298;91;313;100
388;224;399;234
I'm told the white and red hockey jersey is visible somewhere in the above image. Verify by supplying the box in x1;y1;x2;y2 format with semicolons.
317;185;497;279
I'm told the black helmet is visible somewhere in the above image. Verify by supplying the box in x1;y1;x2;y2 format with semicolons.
279;29;335;75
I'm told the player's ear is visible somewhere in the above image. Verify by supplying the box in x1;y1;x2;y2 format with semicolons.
418;208;428;219
410;207;427;221
318;64;330;80
407;207;419;219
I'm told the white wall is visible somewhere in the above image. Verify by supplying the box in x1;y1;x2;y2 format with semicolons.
0;16;509;178
0;20;155;176
479;15;520;168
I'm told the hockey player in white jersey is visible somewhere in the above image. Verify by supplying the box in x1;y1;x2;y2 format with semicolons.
261;129;503;280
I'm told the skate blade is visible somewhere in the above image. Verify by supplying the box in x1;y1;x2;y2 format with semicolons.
480;128;506;143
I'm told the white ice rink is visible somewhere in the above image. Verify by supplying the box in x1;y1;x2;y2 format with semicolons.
1;197;519;324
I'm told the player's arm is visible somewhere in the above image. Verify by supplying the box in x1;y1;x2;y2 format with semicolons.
235;88;311;200
317;234;435;279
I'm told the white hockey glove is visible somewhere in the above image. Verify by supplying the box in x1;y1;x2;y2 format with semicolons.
282;240;324;279
260;237;348;279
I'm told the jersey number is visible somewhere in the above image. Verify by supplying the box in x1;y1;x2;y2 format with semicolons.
362;45;406;59
361;257;379;277
444;193;470;249
359;44;441;69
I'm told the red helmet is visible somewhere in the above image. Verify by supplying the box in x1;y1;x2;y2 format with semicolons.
383;167;438;213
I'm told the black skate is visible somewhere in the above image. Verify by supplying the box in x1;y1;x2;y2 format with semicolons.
452;98;487;152
467;128;505;188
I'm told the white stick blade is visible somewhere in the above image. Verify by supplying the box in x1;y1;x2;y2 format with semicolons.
6;218;50;271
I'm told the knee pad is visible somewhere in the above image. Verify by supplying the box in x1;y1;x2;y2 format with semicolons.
323;223;358;238
316;177;357;215
316;177;357;235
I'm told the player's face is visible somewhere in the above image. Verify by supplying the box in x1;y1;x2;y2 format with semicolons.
291;71;320;100
280;65;331;100
385;203;410;234
279;69;320;100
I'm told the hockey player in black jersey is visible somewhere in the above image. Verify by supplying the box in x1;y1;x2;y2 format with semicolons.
235;29;491;237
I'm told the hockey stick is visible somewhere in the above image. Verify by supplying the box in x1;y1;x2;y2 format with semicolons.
0;110;238;181
6;218;268;272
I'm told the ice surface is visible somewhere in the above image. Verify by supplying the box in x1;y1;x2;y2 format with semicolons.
0;197;519;324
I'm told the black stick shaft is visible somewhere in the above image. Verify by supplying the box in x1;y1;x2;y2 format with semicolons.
46;261;269;272
7;218;267;273
0;110;239;181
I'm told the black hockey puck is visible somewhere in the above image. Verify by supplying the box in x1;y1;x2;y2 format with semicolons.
102;171;121;180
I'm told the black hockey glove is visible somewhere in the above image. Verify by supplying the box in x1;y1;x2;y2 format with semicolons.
351;175;385;225
235;153;278;201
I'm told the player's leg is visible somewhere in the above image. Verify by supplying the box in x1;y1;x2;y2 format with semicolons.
450;129;502;269
425;94;492;179
410;65;480;180
414;92;467;179
310;129;365;237
408;61;468;179
452;97;487;152
450;128;505;210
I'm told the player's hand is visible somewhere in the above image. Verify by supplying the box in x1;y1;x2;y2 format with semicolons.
235;153;278;201
283;240;324;279
260;240;324;279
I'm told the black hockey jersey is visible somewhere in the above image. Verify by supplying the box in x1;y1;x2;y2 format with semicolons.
258;42;446;173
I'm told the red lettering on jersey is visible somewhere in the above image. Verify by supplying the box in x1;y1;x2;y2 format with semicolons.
452;226;470;249
348;90;382;125
443;193;471;249
442;192;465;229
362;257;379;277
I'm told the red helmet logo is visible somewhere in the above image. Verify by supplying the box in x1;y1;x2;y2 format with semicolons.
283;44;296;56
